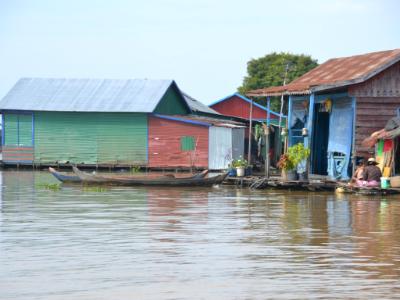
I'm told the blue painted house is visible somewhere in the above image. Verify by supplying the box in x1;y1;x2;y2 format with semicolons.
247;49;400;179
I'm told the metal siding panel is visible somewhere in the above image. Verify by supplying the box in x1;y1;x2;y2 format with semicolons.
232;128;245;160
2;146;34;163
34;112;147;165
148;116;208;168
208;127;232;170
97;114;148;164
4;113;18;145
18;114;33;146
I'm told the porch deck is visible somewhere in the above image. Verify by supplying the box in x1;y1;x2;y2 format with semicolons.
225;175;400;195
224;175;337;191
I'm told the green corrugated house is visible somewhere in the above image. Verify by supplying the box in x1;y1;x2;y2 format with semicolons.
0;78;191;166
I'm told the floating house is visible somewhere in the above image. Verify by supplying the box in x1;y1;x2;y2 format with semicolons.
0;78;245;169
209;93;285;125
210;93;287;165
247;49;400;179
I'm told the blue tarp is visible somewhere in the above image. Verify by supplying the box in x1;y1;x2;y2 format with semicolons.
327;98;353;180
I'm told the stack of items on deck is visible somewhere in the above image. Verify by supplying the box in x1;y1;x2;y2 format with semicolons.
362;117;400;187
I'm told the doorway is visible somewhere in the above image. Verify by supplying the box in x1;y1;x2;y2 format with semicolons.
312;104;330;175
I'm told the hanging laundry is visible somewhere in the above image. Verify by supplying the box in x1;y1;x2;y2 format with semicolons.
383;139;393;152
377;140;384;156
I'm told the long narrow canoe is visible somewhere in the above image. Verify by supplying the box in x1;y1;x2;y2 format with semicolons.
50;167;209;183
49;167;81;183
72;166;227;187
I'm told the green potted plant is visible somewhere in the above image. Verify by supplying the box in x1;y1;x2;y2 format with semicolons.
278;143;310;181
231;156;248;177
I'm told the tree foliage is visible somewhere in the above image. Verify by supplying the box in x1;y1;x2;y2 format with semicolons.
238;52;318;112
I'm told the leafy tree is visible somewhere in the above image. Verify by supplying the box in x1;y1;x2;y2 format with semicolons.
238;52;318;112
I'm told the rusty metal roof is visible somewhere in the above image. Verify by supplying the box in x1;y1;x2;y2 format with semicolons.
247;49;400;97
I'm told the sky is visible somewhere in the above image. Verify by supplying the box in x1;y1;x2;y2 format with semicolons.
0;0;399;104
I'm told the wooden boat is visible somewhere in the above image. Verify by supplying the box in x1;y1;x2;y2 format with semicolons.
72;166;227;186
49;167;81;183
336;182;400;195
50;167;209;183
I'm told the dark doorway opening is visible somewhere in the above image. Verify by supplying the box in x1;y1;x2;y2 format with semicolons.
312;104;330;175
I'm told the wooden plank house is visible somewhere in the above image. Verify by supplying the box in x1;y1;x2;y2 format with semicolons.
247;49;400;179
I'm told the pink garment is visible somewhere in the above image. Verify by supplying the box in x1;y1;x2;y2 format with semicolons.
356;180;379;187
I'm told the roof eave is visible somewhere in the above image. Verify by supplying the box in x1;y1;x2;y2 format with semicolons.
246;89;311;97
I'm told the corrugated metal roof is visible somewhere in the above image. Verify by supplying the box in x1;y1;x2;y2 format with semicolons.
0;78;179;112
209;93;286;117
247;49;400;97
182;92;220;115
153;114;246;128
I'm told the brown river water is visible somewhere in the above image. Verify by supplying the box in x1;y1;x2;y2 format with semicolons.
1;170;400;299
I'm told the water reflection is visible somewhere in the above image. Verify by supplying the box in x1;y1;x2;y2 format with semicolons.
1;171;400;299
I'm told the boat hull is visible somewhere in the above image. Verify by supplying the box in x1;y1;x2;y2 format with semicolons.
72;167;227;187
49;167;81;183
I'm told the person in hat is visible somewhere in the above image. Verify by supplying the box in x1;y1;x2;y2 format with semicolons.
356;158;382;187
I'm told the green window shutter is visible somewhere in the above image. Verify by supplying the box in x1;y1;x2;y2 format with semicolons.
181;136;195;151
4;114;18;146
18;114;33;146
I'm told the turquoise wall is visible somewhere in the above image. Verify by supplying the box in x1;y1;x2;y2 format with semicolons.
34;112;148;165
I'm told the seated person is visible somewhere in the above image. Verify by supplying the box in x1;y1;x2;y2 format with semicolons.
356;158;382;187
349;159;365;185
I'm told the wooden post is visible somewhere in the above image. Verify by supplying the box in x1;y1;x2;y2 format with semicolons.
278;63;290;132
247;98;253;164
265;125;270;178
287;95;293;151
265;97;271;178
351;97;357;176
306;93;315;175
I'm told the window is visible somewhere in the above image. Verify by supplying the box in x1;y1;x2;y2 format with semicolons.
3;113;33;146
181;136;195;151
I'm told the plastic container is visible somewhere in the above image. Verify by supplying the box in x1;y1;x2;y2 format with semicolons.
390;176;400;188
380;177;390;189
236;167;245;177
228;168;237;177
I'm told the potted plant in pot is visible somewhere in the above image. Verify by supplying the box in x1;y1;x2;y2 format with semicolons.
288;143;310;180
278;143;310;181
231;156;248;177
277;154;296;180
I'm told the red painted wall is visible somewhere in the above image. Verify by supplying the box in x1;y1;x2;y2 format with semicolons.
210;95;278;120
148;116;209;168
